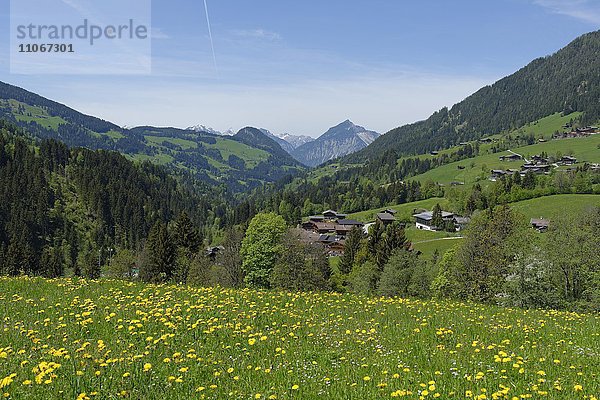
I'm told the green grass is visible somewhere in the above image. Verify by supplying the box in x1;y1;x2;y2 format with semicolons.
511;194;600;220
206;156;232;172
105;130;125;140
349;198;450;223
405;227;463;260
205;139;270;169
409;135;600;186
144;135;198;150
2;99;67;130
515;112;583;139
0;277;598;399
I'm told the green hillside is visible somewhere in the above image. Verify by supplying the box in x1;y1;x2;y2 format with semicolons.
409;135;600;186
515;111;583;139
511;194;600;219
0;82;304;193
348;30;600;161
348;193;599;261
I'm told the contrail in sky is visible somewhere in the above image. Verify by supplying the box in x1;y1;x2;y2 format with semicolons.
203;0;218;75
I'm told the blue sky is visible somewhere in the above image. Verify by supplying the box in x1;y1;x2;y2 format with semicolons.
0;0;599;136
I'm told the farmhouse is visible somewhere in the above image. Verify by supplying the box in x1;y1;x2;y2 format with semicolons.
413;210;454;231
322;210;347;221
521;163;551;175
490;169;508;181
558;155;577;165
206;246;225;260
335;219;364;235
453;216;471;231
530;154;549;164
499;154;522;161
530;218;550;233
413;210;470;232
318;235;345;256
553;126;599;139
376;210;397;225
490;169;519;181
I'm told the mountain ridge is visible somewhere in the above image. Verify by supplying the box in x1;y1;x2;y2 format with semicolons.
347;30;600;162
0;81;305;192
291;120;380;167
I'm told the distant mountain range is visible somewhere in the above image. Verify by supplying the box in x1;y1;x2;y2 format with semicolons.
291;120;380;167
189;125;314;154
188;121;380;167
0;81;304;192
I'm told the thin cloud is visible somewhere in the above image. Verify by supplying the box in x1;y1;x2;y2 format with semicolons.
231;29;282;41
151;28;170;40
534;0;600;25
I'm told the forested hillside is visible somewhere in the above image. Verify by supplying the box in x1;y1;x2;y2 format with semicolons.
0;120;229;277
349;30;600;161
0;82;304;192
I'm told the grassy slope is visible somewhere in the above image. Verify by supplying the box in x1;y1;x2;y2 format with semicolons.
2;99;67;130
511;194;600;220
144;135;199;150
348;193;599;260
0;277;597;400
0;100;285;185
206;139;270;168
409;135;600;186
515;111;583;139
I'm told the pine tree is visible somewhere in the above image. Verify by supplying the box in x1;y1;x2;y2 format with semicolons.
339;226;363;274
79;242;100;279
140;221;176;283
5;240;22;276
431;203;444;230
173;212;201;253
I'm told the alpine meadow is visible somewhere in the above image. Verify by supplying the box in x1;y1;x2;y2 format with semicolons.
1;2;600;400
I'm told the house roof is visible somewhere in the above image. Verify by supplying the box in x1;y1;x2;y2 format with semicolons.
413;211;454;221
500;154;521;159
382;209;398;214
308;215;325;220
322;209;338;215
376;213;396;221
318;234;344;243
337;219;364;226
530;218;550;227
313;222;338;231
